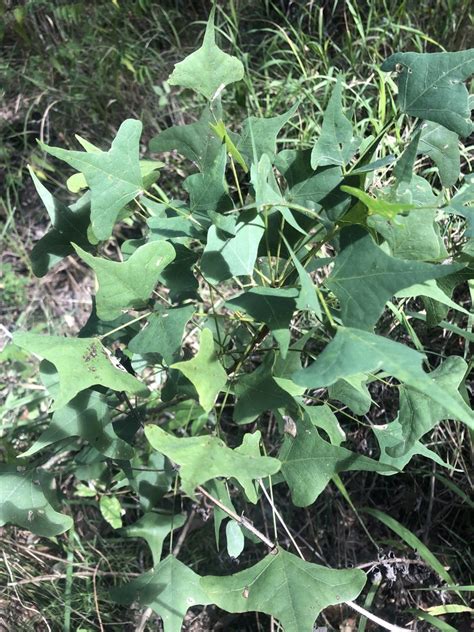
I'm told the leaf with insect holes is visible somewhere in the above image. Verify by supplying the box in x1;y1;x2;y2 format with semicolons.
293;327;474;432
40;119;143;240
20;390;134;460
200;547;366;632
311;77;360;169
73;241;175;321
28;167;92;277
13;333;149;411
111;555;212;632
144;425;280;499
167;8;244;100
237;104;298;163
279;415;395;506
171;328;227;412
119;512;186;565
388;356;471;458
381;50;474;137
0;467;73;536
418;121;460;187
226;287;298;358
325;226;462;328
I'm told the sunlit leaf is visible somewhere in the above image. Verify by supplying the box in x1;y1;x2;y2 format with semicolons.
13;333;149;410
145;425;280;498
167;8;244;100
73;241;175;321
201;547;366;632
40;119;143;240
171;328;227;412
381;50;474;137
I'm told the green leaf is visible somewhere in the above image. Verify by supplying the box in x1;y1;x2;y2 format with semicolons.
73;241;175;321
210;119;248;171
341;185;413;220
119;512;186;565
149;108;222;172
13;333;149;410
171;328;227;412
201;547;366;632
372;418;451;473
302;404;346;446
227;287;298;358
443;173;474;255
100;495;122;529
0;467;73;536
183;146;232;213
362;508;456;586
201;210;265;283
167;9;244;100
311;78;360;169
129;305;195;365
28;168;92;277
293;327;474;432
40;119;143;240
111;555;212;632
226;520;245;558
280;415;394;506
418;121;460;187
328;374;373;416
20;390;134;460
395;279;469;316
381;50;474;137
144;425;280;498
388;356;471;457
233;431;270;503
368;176;447;261
326;227;461;328
234;352;295;425
237;104;298;163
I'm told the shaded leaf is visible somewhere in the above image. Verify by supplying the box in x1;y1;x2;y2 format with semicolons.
341;185;413;220
373;418;451;474
145;425;280;498
326;226;460;328
201;210;265;283
227;287;298;358
0;467;73;536
418;121;460;187
381;50;474;137
280;416;394;506
171;328;227;412
13;333;149;410
302;404;346;446
149;107;222;172
129;305;195;365
167;9;244;100
183;147;232;213
328;374;373;416
311;78;360;169
111;555;212;632
201;547;366;632
237;104;298;163
226;520;245;558
28;168;92;277
389;356;471;457
234;353;295;425
41;119;143;240
293;327;474;431
73;241;175;321
21;390;134;460
119;512;186;565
